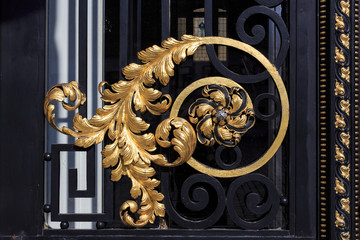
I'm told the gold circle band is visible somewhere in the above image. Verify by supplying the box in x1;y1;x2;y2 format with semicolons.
170;37;289;178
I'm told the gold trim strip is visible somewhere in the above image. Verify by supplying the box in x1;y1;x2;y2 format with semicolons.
335;1;351;239
319;0;329;238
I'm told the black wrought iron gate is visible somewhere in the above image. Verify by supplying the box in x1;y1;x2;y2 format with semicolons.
2;0;357;239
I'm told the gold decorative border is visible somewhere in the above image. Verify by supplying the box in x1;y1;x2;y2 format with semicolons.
319;0;330;238
334;1;351;240
354;1;360;239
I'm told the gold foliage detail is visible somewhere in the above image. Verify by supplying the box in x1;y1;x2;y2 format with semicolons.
335;178;346;194
340;164;350;181
336;144;346;163
43;81;86;133
44;35;203;226
335;81;345;96
335;47;346;63
341;67;350;82
340;232;350;240
340;99;350;116
340;1;350;17
154;117;197;167
340;198;350;214
335;210;346;228
336;13;345;30
340;132;350;149
335;113;346;129
340;34;349;49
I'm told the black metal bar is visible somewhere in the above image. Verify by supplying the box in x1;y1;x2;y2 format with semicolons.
78;0;88;116
51;144;111;222
119;0;129;71
161;0;170;40
44;229;292;238
293;0;317;237
0;0;46;236
68;146;95;198
136;0;142;53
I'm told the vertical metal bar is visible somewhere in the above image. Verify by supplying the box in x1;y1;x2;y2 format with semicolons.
162;0;170;40
119;0;129;71
79;0;88;116
136;0;142;53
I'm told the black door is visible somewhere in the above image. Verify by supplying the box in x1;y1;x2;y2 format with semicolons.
1;0;340;239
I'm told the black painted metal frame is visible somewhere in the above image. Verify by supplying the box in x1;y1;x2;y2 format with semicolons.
0;0;319;239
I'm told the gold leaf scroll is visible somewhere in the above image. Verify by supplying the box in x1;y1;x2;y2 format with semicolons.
155;117;197;167
44;35;203;227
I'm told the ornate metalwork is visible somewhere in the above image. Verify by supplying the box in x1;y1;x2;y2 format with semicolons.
334;1;351;239
171;78;288;178
44;35;288;227
188;84;255;147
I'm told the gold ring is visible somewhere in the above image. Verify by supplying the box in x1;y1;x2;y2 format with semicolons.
170;37;289;178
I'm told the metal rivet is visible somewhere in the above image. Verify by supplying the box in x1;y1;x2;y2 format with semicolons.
60;221;69;229
43;152;52;161
280;196;289;206
43;204;51;213
96;221;106;229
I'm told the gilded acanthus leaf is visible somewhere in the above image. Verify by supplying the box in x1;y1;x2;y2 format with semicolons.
341;67;350;82
340;0;350;16
335;47;346;63
44;35;203;227
340;232;350;240
335;210;346;228
43;81;86;133
154;117;197;167
335;81;345;96
340;164;350;181
335;113;346;129
335;144;346;163
340;132;350;149
340;197;350;214
335;178;346;194
335;13;345;30
340;33;349;49
340;99;350;116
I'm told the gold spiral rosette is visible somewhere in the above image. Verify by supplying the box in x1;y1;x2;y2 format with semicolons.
44;35;289;227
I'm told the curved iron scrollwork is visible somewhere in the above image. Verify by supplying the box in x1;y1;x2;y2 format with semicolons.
254;0;284;8
44;34;288;227
204;1;289;83
162;173;280;229
227;173;280;229
162;173;226;229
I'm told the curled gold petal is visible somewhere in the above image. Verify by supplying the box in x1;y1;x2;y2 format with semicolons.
340;0;350;16
341;67;350;82
340;164;350;181
155;117;197;167
335;13;345;30
340;132;350;149
335;210;346;228
229;93;243;114
335;144;346;163
340;232;350;240
335;178;346;194
340;100;350;116
335;47;346;63
340;33;349;49
335;113;346;129
44;81;86;133
340;198;350;214
335;81;345;96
